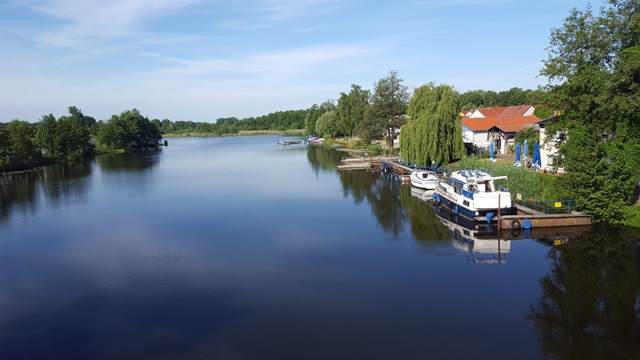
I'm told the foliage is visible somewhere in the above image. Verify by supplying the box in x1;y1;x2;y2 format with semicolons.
540;0;640;222
514;127;540;158
1;120;41;172
400;83;465;167
314;110;339;137
366;144;381;156
460;87;541;110
360;70;409;146
616;205;640;227
96;109;162;150
336;84;369;137
34;107;94;161
303;101;334;136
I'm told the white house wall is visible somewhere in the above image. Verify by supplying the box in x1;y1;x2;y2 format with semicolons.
539;126;565;173
522;106;535;116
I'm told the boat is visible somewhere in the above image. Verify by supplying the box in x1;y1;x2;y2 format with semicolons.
409;170;439;190
277;140;301;146
433;169;516;223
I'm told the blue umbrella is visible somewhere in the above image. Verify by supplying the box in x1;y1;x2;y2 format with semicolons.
489;142;495;163
514;142;521;167
523;139;528;163
533;141;541;169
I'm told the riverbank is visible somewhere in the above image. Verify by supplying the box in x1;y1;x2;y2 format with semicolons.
161;129;305;138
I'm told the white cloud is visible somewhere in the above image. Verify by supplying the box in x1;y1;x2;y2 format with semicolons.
23;0;201;48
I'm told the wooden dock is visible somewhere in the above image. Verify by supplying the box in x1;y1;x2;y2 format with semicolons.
337;156;405;171
498;207;591;229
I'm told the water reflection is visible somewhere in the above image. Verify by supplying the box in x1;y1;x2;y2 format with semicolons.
528;225;640;359
433;204;511;264
96;151;160;173
0;161;92;224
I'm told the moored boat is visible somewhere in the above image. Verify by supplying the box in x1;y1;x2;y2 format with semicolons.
433;169;516;223
409;170;439;190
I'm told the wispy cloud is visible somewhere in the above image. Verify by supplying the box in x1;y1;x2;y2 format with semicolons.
23;0;201;48
220;0;345;29
411;0;514;6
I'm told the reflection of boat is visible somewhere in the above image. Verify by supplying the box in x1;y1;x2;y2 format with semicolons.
434;169;516;223
410;170;438;190
434;206;510;264
410;186;435;201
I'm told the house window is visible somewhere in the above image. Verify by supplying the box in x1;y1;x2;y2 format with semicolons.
547;155;554;165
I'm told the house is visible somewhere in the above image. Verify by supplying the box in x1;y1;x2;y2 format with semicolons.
461;105;539;154
536;117;565;173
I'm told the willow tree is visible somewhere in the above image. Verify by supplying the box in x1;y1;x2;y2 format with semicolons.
400;83;465;167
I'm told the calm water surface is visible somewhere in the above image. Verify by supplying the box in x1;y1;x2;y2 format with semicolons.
1;135;638;359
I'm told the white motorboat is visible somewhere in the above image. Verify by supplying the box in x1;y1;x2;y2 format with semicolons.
409;170;439;190
433;169;516;223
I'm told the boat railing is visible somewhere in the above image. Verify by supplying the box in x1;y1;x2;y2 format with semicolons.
510;192;576;214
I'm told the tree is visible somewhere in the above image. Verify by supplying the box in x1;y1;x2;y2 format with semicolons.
400;83;465;167
6;120;40;171
35;114;59;159
96;109;162;150
360;70;409;146
336;84;369;137
315;110;339;137
304;100;335;136
540;0;640;222
57;107;93;160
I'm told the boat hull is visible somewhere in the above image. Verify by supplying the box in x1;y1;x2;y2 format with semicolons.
409;171;438;190
434;184;515;223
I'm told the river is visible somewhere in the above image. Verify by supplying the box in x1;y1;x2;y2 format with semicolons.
1;135;638;359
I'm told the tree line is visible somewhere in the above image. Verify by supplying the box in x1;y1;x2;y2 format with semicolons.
0;107;161;172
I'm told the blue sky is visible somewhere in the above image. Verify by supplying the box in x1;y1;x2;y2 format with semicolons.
0;0;606;123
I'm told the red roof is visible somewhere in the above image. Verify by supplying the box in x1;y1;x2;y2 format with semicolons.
476;107;505;117
461;115;540;132
472;105;534;118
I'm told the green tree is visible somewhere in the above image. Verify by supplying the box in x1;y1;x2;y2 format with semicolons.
6;120;40;171
541;0;640;222
360;70;409;146
336;84;369;137
35;114;59;159
314;110;338;137
304;100;335;136
57;107;93;160
97;109;162;150
400;83;465;167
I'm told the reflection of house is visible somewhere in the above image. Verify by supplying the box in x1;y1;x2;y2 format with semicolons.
536;117;565;173
461;105;539;154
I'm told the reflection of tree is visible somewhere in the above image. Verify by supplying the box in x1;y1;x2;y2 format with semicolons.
528;225;640;359
305;146;343;172
40;161;92;203
0;161;93;223
340;170;405;237
0;172;39;223
97;152;160;173
307;146;453;243
400;188;451;243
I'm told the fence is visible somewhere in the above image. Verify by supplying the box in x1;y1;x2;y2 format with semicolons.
510;192;576;214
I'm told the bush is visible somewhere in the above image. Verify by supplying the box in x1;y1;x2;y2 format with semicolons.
367;144;382;156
